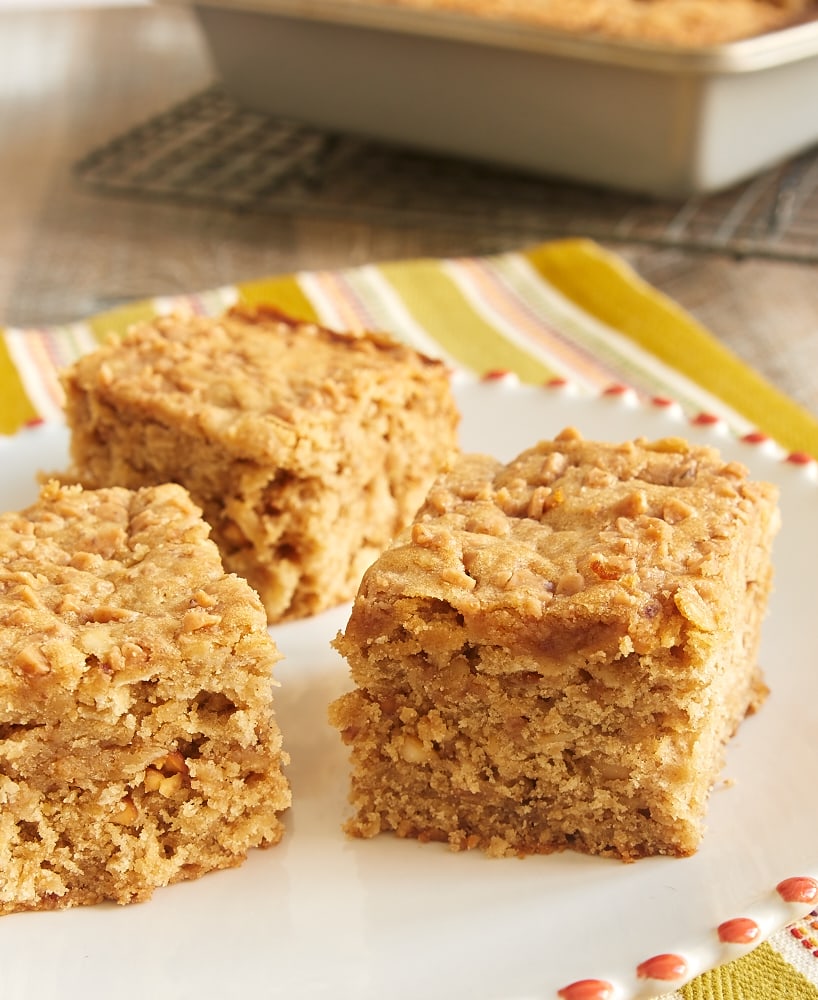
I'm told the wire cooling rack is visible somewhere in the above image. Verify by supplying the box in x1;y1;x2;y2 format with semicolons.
74;86;818;263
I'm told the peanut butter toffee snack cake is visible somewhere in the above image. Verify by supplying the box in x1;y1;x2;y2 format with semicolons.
60;306;459;623
330;429;780;860
0;480;290;913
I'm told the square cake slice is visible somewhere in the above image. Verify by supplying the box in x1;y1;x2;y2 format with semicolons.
60;305;459;622
0;480;290;914
330;428;780;860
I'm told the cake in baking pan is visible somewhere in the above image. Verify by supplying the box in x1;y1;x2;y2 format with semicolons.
368;0;817;46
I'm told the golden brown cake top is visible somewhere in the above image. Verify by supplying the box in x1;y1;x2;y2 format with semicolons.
353;428;780;648
366;0;817;46
62;306;453;460
0;480;275;714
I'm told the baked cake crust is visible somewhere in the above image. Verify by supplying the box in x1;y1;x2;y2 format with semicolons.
60;306;459;623
365;0;817;47
330;428;780;860
0;480;290;914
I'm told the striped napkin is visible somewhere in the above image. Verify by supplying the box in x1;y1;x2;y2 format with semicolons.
2;238;817;459
1;238;817;1000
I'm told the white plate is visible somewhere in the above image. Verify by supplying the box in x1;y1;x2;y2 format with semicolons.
1;377;817;1000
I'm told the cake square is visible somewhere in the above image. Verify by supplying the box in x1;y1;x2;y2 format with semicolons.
0;479;290;914
330;428;780;860
60;305;459;622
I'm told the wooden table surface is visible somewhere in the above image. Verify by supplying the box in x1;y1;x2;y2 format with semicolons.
2;3;817;419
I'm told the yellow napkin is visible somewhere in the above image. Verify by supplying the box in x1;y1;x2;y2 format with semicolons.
1;238;817;1000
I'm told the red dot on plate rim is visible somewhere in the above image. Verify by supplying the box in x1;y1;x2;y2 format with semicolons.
556;979;615;1000
777;876;818;904
636;953;688;981
603;383;630;396
718;917;761;944
481;369;513;381
545;376;569;389
786;451;814;466
650;395;675;408
692;412;720;426
741;430;769;445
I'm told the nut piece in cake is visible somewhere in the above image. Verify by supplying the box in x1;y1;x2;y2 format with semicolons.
330;428;780;860
0;480;290;914
60;306;460;622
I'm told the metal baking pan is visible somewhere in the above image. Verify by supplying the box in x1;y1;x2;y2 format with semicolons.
166;0;818;196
